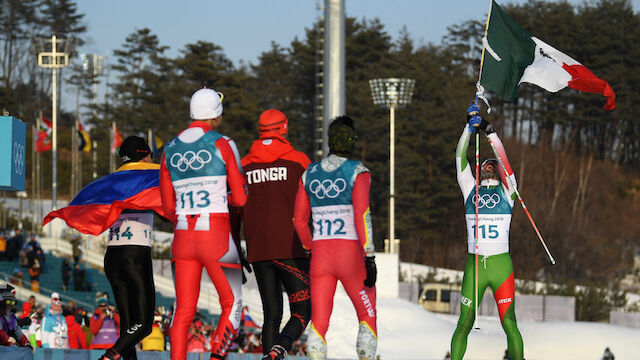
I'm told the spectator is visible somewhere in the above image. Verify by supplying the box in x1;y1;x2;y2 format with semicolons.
27;310;42;348
10;267;24;287
21;295;36;319
0;283;31;347
602;347;615;360
443;350;451;360
186;320;209;353
73;263;85;291
66;311;88;349
0;231;6;260
41;292;68;348
19;241;29;267
141;313;165;351
28;259;42;293
25;236;43;267
89;297;120;350
7;229;25;261
244;331;263;354
70;235;83;263
34;247;46;272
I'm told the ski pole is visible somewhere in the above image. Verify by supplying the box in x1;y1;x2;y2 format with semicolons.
474;130;480;330
484;134;556;265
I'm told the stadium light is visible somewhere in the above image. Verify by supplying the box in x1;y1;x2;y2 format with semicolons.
36;35;71;211
369;78;415;255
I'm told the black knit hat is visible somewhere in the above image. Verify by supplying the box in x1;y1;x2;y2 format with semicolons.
119;136;151;163
328;116;358;157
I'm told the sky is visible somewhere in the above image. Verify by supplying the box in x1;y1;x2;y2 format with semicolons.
77;0;640;66
67;0;640;110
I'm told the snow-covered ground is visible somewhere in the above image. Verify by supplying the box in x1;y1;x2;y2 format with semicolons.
315;291;638;360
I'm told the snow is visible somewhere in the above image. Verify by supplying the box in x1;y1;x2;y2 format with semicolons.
236;260;640;360
286;289;639;360
244;288;640;360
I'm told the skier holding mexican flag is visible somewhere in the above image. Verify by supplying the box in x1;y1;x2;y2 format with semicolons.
477;0;615;110
450;2;616;360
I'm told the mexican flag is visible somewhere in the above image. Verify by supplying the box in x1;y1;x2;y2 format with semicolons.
479;0;616;110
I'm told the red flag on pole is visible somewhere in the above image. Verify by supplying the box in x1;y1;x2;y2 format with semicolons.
111;124;123;153
36;114;52;152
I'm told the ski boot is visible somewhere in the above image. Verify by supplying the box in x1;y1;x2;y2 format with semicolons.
262;344;287;360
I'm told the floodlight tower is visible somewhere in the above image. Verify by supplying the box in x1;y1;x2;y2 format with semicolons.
37;35;70;211
369;78;415;254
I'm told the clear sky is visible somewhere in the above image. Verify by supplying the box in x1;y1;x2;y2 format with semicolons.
68;0;639;108
75;0;640;66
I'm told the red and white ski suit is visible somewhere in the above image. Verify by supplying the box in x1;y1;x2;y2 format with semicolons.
293;155;377;353
160;121;247;360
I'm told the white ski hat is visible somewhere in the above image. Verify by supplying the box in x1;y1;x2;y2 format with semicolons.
190;88;223;120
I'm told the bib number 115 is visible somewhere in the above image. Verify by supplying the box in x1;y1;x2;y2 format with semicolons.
472;224;499;239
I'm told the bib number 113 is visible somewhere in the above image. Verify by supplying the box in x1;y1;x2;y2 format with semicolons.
179;190;211;209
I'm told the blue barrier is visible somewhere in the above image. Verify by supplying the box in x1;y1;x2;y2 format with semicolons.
0;347;310;360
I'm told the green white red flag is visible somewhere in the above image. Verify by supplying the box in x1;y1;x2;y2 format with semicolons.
479;0;616;110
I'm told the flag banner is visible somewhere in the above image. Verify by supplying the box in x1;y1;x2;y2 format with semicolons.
42;162;169;235
111;125;123;154
36;114;52;152
77;121;91;152
152;134;164;157
480;0;616;110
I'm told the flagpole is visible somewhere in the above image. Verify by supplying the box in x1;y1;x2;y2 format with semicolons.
31;120;36;233
110;121;115;172
472;0;494;331
477;0;494;84
37;112;42;231
71;115;77;197
92;140;97;179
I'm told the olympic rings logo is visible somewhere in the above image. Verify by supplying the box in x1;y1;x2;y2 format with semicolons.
472;193;501;209
13;142;24;176
309;178;347;199
170;150;212;172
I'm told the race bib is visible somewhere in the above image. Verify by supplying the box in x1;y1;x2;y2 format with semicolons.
172;175;228;214
311;204;358;241
108;212;154;247
465;214;511;256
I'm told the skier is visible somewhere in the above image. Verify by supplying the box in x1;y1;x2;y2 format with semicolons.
160;87;247;360
239;109;312;360
44;135;167;360
450;103;524;360
293;116;377;360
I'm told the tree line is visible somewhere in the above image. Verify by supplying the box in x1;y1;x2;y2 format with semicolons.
1;0;639;290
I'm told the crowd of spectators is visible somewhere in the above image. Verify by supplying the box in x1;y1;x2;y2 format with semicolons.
0;284;309;356
0;229;49;293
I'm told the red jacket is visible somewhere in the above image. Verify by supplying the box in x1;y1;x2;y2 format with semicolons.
66;315;88;349
241;136;311;262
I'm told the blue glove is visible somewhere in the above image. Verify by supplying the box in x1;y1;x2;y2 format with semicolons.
466;102;480;117
466;103;482;133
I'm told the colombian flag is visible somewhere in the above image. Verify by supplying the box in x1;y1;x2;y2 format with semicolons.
43;162;168;235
